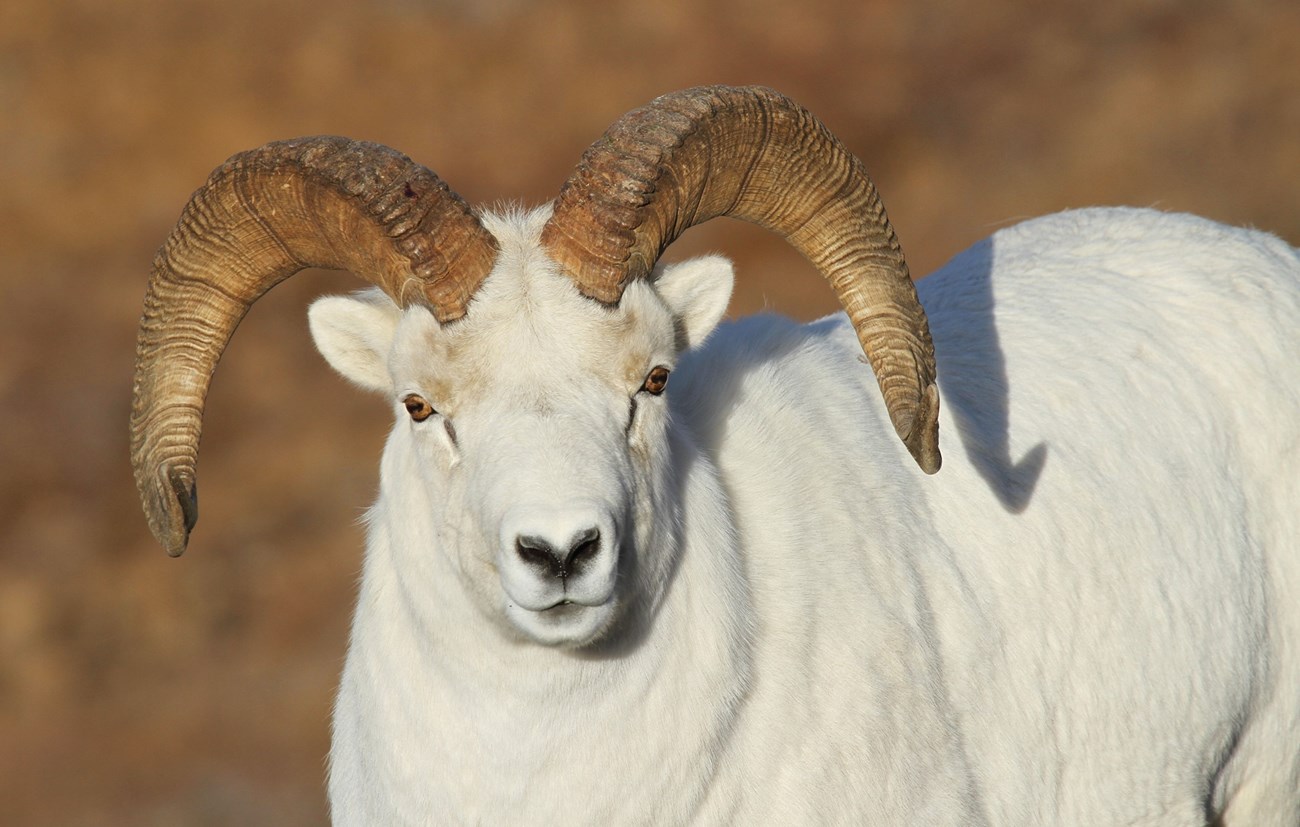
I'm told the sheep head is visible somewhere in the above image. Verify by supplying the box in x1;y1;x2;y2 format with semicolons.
130;85;940;568
309;216;734;646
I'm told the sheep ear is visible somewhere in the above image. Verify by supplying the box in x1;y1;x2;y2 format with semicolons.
656;255;734;350
308;291;401;393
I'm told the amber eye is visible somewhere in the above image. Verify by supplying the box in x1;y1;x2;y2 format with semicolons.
403;394;436;422
641;366;670;395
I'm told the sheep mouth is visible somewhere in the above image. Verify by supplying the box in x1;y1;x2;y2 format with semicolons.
539;600;584;619
505;594;619;648
538;595;609;614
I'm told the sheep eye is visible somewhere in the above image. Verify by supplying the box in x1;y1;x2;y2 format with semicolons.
641;366;670;396
403;394;436;422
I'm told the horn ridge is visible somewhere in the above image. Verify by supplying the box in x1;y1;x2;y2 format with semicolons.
131;136;497;555
541;85;940;473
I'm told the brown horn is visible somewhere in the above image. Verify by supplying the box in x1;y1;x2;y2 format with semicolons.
131;136;497;556
541;85;940;474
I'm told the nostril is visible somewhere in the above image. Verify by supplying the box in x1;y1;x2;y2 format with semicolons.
513;527;602;580
564;527;601;575
516;535;561;576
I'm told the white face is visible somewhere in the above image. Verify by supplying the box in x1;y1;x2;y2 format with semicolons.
308;209;733;648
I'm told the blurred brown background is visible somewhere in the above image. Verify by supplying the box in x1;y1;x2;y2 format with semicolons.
1;0;1296;823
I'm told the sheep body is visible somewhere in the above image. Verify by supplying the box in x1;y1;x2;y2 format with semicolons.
317;206;1299;824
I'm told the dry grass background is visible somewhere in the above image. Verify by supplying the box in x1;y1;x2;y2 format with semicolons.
1;0;1297;822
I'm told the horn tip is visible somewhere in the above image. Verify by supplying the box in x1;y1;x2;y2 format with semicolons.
144;462;197;557
903;383;942;475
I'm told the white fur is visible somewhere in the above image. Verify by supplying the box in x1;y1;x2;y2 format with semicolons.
307;206;1300;824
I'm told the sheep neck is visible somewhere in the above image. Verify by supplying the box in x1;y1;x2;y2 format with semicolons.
330;425;754;820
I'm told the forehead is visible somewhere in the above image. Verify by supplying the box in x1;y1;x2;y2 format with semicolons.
389;208;676;405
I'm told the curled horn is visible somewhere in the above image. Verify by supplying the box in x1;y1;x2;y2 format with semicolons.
541;85;940;474
131;136;498;556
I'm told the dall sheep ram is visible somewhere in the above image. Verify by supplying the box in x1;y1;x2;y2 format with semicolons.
130;86;1300;824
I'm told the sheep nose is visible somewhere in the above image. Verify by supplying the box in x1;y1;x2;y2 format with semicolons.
514;526;601;580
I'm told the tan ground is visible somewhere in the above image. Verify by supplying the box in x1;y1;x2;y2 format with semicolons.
2;0;1297;822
